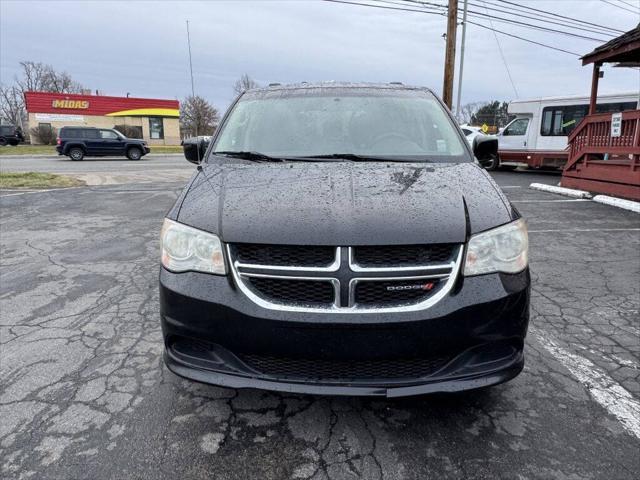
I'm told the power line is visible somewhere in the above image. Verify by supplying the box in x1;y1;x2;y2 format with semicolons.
324;0;584;56
388;1;611;41
323;0;444;16
493;0;626;33
601;0;640;14
465;0;617;36
481;0;518;98
466;19;582;56
401;0;619;36
370;0;616;41
479;0;620;35
613;0;640;11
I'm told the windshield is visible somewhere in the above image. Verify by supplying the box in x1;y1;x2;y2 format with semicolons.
212;88;469;162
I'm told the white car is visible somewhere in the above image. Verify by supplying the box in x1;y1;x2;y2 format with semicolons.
460;125;501;170
460;125;485;146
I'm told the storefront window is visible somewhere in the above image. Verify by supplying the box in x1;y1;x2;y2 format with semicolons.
149;117;164;139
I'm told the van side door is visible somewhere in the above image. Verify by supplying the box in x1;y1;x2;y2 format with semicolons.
498;117;530;151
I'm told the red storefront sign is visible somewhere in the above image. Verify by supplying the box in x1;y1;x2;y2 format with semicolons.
24;91;179;117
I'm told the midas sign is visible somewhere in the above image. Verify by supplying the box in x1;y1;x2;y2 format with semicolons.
52;99;89;109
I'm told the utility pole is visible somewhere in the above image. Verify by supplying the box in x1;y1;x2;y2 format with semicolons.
186;20;196;99
455;0;468;121
186;20;197;137
442;0;458;110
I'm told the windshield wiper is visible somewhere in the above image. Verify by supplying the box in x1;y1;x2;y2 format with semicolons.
304;153;430;163
214;151;430;163
214;151;352;163
213;151;286;162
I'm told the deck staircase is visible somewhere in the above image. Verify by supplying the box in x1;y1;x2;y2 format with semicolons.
561;110;640;200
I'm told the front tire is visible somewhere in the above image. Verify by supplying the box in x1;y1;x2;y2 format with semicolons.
126;147;142;160
483;154;499;171
69;147;84;161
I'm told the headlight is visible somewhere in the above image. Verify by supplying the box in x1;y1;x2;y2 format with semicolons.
464;218;528;276
160;219;226;275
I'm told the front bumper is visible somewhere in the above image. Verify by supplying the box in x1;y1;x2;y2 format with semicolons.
143;146;150;154
160;268;530;397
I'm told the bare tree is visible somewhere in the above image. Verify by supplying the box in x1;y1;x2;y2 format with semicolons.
0;85;26;127
180;95;219;137
459;102;485;124
233;74;259;96
0;61;85;129
16;61;84;94
44;70;84;94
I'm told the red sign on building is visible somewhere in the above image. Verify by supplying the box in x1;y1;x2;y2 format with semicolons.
24;91;180;118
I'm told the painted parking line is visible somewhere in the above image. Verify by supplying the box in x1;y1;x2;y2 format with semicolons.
512;199;590;203
0;188;67;197
529;228;640;233
534;329;640;439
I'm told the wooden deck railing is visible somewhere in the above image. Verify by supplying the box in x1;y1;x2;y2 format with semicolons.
562;110;640;200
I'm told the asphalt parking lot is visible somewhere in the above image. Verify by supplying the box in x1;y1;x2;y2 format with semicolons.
1;165;639;480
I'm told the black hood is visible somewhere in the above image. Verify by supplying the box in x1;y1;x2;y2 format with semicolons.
176;161;514;246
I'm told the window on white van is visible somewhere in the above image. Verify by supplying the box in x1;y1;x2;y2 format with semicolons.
541;105;587;136
503;118;529;136
541;102;637;137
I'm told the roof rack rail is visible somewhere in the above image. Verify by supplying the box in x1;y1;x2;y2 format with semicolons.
268;83;281;87
389;81;403;85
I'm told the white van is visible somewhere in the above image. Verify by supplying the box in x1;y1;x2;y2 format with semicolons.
495;93;638;170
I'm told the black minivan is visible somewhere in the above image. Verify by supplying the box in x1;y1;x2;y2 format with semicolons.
56;126;150;161
160;83;530;397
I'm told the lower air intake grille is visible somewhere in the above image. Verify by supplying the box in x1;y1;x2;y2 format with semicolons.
247;277;334;306
241;354;449;380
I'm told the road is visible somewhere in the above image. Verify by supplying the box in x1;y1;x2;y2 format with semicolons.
1;164;639;480
0;154;194;185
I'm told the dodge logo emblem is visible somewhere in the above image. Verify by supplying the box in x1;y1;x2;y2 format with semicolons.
386;282;435;292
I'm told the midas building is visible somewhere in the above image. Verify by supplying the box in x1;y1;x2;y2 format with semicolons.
24;91;180;145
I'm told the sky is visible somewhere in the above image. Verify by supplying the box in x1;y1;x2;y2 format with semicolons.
1;0;638;113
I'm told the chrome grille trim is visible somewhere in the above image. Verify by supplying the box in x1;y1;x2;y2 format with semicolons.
227;245;463;313
234;247;341;273
348;246;455;273
239;272;340;308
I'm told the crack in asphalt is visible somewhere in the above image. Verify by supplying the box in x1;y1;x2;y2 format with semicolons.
1;179;638;480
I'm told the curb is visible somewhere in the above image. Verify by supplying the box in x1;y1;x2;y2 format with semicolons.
529;183;640;214
592;195;640;214
529;183;592;199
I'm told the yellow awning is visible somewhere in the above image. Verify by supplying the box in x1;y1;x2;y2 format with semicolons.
106;108;180;117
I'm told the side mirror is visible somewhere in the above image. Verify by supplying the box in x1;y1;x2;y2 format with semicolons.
472;135;498;163
182;136;210;164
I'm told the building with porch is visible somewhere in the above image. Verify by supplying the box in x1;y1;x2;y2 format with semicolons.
561;24;640;200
